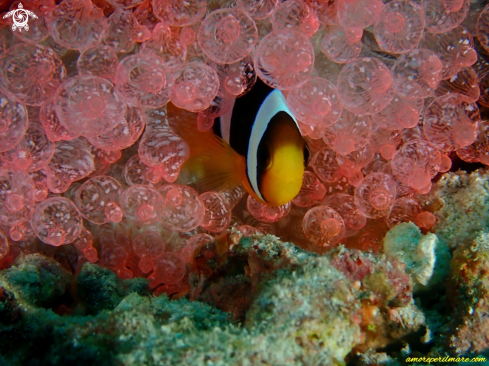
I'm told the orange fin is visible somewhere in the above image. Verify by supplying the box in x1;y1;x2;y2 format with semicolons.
167;103;246;192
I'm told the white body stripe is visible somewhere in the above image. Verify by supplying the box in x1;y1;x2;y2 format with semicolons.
247;89;299;202
220;98;235;144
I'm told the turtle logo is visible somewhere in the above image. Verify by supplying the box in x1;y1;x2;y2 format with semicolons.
2;3;38;32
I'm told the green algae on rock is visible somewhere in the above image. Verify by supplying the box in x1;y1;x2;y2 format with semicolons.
0;235;368;366
76;262;150;315
0;253;71;308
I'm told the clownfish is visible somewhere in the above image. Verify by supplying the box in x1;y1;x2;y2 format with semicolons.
168;78;309;207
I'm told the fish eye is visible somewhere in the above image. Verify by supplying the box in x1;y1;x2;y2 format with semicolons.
257;143;270;168
303;143;310;166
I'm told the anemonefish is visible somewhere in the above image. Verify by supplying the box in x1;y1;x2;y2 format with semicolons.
167;78;309;207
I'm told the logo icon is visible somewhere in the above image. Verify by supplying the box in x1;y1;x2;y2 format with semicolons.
2;3;38;32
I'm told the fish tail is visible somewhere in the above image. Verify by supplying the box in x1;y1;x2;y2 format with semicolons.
167;103;246;192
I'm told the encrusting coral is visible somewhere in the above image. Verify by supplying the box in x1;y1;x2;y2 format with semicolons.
445;230;489;355
429;169;489;249
383;222;451;290
0;232;432;366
